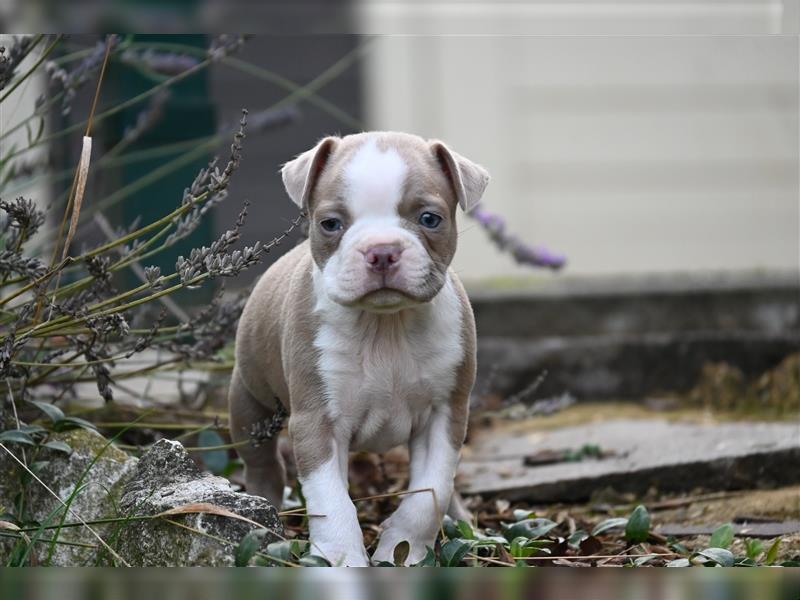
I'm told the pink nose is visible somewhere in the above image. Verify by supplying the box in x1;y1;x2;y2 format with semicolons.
365;244;403;273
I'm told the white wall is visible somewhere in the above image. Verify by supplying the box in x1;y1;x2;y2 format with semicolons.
357;7;799;281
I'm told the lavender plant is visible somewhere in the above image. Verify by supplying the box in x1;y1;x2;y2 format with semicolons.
0;111;297;411
470;206;566;271
0;35;307;475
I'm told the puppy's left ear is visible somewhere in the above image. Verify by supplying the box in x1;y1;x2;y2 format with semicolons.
430;141;490;213
281;136;339;211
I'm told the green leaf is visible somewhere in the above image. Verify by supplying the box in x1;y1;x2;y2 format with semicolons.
633;555;656;566
744;539;763;560
457;520;475;540
592;517;628;537
42;440;72;454
18;425;47;436
412;546;437;567
709;523;734;550
666;558;691;567
53;416;97;432
251;555;271;567
392;540;410;566
234;528;268;567
580;444;603;458
693;548;734;567
512;509;534;521
567;530;589;549
197;430;229;475
780;560;800;567
510;537;535;558
0;430;35;445
442;515;460;539
503;518;558;541
669;541;690;555
510;537;552;559
299;555;331;567
765;538;781;565
625;505;651;544
27;400;64;424
439;539;473;567
265;540;298;564
472;537;509;549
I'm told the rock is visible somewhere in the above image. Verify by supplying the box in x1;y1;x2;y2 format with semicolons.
0;427;138;566
0;433;283;567
459;419;800;502
116;439;283;566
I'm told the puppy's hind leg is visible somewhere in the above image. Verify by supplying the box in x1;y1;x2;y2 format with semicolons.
228;369;286;509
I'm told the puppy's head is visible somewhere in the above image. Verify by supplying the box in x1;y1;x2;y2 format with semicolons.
282;132;489;312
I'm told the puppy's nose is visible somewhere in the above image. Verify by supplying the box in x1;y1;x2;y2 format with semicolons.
365;244;403;273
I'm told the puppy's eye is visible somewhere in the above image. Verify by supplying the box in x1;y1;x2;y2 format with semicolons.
320;218;343;233
419;212;442;229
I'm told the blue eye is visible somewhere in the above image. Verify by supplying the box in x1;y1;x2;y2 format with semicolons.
419;212;442;229
320;218;343;232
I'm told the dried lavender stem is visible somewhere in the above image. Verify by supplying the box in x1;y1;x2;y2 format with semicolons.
2;57;213;164
0;189;213;311
0;35;45;101
25;209;298;336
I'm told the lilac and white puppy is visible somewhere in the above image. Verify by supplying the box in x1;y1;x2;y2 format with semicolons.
229;131;489;566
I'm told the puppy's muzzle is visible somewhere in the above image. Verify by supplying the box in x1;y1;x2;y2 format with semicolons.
364;243;404;274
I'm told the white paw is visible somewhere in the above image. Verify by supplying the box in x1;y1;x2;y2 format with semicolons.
310;541;370;567
372;527;433;566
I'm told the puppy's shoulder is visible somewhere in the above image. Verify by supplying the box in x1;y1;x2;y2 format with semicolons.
254;239;311;291
240;240;312;331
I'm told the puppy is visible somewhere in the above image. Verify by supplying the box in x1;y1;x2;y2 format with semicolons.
229;131;489;566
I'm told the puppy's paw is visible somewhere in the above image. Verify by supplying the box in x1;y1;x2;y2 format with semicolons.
372;525;433;566
311;541;370;567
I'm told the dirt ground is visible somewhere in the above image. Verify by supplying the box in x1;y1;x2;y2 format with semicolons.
455;401;800;563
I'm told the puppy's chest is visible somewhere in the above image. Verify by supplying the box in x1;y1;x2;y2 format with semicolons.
315;313;463;451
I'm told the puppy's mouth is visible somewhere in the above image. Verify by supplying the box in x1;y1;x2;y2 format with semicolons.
350;287;420;312
328;264;445;312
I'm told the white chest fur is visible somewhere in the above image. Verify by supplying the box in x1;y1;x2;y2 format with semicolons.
312;271;464;453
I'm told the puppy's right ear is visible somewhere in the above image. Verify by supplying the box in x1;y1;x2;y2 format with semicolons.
281;136;339;211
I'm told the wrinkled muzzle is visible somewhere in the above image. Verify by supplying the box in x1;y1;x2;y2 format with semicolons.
319;220;444;311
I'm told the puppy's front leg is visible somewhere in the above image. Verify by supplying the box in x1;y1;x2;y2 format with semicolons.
372;405;465;565
290;413;369;567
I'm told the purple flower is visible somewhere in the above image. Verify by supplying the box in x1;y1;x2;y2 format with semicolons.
468;206;566;271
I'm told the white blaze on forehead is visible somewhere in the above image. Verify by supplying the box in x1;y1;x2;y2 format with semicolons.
344;139;407;218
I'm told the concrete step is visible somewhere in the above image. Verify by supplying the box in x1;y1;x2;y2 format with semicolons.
477;331;798;400
458;419;800;502
469;271;799;339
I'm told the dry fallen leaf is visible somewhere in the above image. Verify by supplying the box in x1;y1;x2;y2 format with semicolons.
156;502;268;531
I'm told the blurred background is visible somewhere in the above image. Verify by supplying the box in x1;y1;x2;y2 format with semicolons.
1;6;797;283
0;2;798;570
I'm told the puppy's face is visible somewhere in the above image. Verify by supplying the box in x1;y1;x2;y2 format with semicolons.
282;132;489;312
